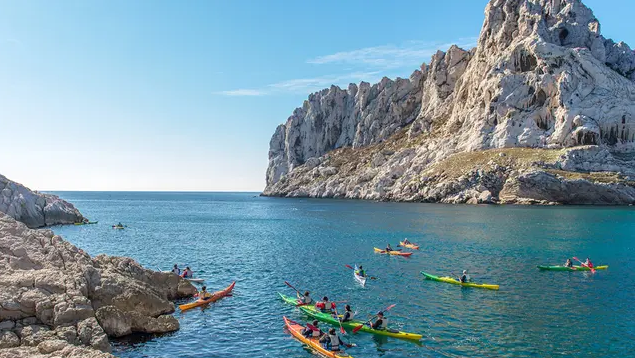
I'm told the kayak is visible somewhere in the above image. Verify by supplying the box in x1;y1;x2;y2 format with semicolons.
179;281;235;311
537;265;608;271
374;248;412;257
186;278;205;283
399;241;419;250
353;266;366;286
421;272;499;290
283;316;353;358
279;293;422;341
75;221;98;225
112;226;125;229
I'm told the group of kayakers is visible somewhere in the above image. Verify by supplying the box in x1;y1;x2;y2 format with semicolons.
172;264;193;278
564;257;593;268
296;290;388;352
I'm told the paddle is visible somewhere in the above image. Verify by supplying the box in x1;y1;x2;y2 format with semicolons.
333;308;346;334
285;281;305;303
573;257;595;273
345;265;378;280
352;304;396;333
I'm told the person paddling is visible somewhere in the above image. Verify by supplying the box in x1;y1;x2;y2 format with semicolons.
371;311;387;330
319;328;344;352
355;265;366;278
459;270;471;283
584;257;594;269
564;259;573;268
198;286;212;300
402;238;412;245
297;291;312;305
385;244;393;252
315;296;335;313
340;305;355;322
181;267;193;278
302;320;322;338
171;264;181;275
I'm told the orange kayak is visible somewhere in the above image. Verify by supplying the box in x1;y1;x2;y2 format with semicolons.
179;281;235;311
374;248;412;257
283;316;352;358
399;241;419;250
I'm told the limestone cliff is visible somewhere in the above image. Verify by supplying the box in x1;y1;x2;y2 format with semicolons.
0;213;198;357
0;174;84;228
264;0;635;205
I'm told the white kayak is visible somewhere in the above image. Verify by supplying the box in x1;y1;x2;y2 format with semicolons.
353;266;367;286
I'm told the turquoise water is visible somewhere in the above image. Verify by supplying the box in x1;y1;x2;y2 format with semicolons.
51;192;635;358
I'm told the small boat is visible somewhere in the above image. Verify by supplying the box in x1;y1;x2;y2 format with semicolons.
284;316;353;358
421;271;499;290
186;278;205;283
374;248;412;257
75;221;98;226
537;265;608;271
112;225;125;229
353;265;366;286
399;241;419;250
179;281;235;311
279;293;422;341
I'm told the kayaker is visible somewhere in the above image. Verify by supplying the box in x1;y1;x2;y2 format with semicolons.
315;296;335;313
341;305;354;322
371;311;387;330
355;265;366;277
459;270;471;283
181;267;193;278
198;286;212;301
297;291;312;305
302;320;322;338
402;238;412;245
385;244;393;252
584;257;594;268
117;222;123;227
171;264;181;275
319;328;344;352
564;259;573;268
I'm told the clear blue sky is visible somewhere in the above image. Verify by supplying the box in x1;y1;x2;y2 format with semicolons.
1;0;632;191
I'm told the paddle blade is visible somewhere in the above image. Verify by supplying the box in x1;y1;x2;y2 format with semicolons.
284;281;299;293
352;324;364;333
340;326;346;334
384;304;397;312
345;264;354;270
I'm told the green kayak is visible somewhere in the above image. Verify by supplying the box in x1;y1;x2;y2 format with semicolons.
278;293;422;341
421;271;499;290
537;265;608;271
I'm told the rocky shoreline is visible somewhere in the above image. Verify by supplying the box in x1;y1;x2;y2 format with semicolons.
263;0;635;205
0;174;85;228
0;175;198;357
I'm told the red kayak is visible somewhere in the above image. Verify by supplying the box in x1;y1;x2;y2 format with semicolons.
178;281;235;311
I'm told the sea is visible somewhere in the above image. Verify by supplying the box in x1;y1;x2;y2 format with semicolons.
50;191;635;358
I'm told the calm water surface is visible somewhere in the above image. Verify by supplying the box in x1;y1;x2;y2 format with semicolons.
51;192;635;358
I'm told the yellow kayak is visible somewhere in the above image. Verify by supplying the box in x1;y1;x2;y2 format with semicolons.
399;241;419;250
374;248;412;257
422;272;499;290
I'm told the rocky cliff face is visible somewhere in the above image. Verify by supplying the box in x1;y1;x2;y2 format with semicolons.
0;213;197;357
0;174;84;228
264;0;635;205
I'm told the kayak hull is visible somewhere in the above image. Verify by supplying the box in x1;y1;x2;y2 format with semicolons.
537;265;608;271
284;316;352;358
421;271;499;290
399;241;419;250
179;281;235;311
353;266;366;286
279;293;422;341
186;278;205;283
373;248;412;257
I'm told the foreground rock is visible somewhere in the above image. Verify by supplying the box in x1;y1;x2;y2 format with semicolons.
0;174;84;228
264;0;635;205
0;213;197;357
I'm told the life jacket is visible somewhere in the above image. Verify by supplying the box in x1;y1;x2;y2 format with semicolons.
315;302;326;310
587;261;594;268
199;291;212;300
343;310;354;322
312;327;321;338
328;333;341;351
172;268;180;275
302;296;312;304
374;317;387;330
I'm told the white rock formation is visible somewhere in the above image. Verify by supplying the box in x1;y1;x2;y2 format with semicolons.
0;213;198;357
264;0;635;205
0;174;84;228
